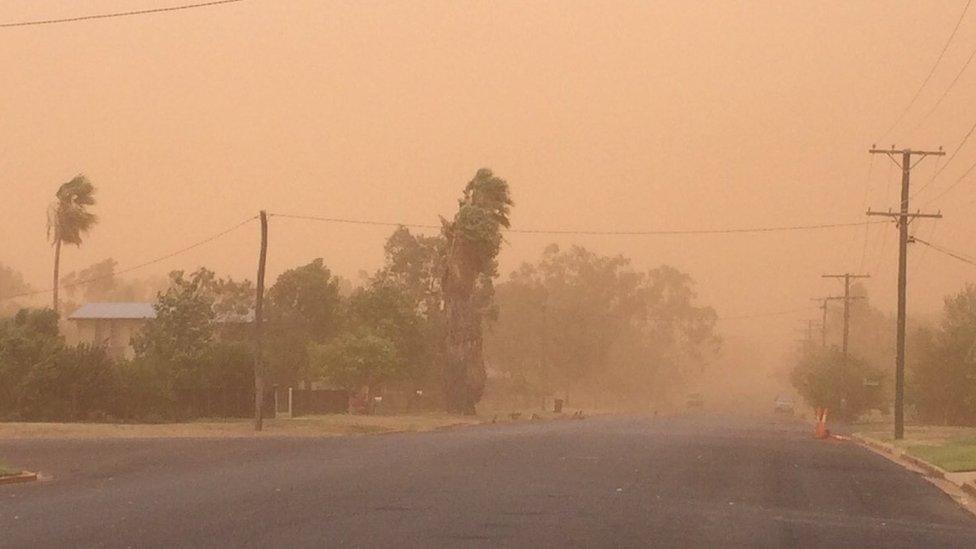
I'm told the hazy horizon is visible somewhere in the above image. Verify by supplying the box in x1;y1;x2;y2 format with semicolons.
5;0;976;373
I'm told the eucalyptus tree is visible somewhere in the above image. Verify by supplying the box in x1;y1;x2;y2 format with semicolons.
47;175;97;315
440;169;513;414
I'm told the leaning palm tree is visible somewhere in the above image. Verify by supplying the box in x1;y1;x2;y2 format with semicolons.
48;175;97;315
441;168;513;414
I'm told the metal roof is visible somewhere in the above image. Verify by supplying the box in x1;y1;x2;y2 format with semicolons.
69;302;156;320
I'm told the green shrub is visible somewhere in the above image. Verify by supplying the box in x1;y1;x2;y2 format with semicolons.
791;346;887;422
14;344;119;421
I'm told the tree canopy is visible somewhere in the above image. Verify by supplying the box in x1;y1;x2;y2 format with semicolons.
486;244;720;407
310;331;399;393
265;258;342;385
47;175;97;247
790;346;886;422
910;284;976;425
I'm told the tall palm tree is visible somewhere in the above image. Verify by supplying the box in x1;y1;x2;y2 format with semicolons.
441;168;513;414
48;175;97;315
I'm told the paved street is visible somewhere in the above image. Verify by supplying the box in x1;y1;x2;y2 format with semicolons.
3;414;976;548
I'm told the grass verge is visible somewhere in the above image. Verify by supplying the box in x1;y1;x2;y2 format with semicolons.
0;413;488;439
905;438;976;473
855;424;976;472
0;460;19;477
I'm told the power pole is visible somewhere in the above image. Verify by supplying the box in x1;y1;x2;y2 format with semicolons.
795;320;820;347
867;146;944;440
821;274;869;360
253;211;269;431
811;296;844;348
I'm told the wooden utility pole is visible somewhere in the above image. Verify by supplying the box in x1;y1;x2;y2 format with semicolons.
254;211;268;431
811;296;844;348
821;274;869;360
818;300;828;348
867;146;944;440
795;320;819;347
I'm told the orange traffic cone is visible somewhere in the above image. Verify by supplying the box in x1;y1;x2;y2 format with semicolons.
813;408;830;439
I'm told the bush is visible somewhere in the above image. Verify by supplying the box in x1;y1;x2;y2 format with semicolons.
0;306;257;423
15;344;119;421
908;286;976;425
117;341;255;421
0;309;64;419
790;347;887;422
0;309;124;421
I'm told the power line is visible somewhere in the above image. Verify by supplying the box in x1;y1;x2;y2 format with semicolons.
0;215;256;302
913;236;976;267
271;212;884;236
909;20;976;135
866;155;899;275
857;156;877;273
909;221;938;278
871;225;891;277
717;306;818;321
508;221;884;236
877;0;973;141
538;301;815;322
0;0;245;28
920;153;976;207
910;119;974;200
270;213;442;230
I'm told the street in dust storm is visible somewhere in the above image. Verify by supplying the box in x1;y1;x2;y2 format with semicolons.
3;414;976;548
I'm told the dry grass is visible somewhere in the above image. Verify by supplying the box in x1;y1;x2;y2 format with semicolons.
0;413;485;440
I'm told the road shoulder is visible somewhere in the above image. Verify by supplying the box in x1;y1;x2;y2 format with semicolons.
849;432;976;516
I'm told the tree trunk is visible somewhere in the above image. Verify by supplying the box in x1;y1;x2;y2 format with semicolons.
52;238;62;316
443;288;486;415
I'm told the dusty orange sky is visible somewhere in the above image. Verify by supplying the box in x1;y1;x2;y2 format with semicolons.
4;1;976;370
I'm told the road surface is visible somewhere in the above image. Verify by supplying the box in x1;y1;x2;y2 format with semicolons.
3;414;976;547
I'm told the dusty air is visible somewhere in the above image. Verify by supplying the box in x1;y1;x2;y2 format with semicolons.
4;1;976;547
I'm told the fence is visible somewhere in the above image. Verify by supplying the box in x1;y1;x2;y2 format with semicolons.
274;387;349;417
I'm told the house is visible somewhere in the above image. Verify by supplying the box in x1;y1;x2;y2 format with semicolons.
68;302;156;359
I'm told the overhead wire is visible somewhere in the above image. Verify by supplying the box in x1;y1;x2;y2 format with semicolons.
857;155;877;273
717;306;819;321
0;215;257;302
909;116;976;200
270;213;441;230
913;236;976;267
868;158;898;276
877;0;973;142
0;0;245;28
0;210;888;304
919;154;976;207
910;220;939;278
270;212;884;236
908;21;976;135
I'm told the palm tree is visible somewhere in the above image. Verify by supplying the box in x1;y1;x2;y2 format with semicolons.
441;168;513;414
48;175;97;315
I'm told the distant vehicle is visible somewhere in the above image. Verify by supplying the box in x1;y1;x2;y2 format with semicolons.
686;393;704;409
774;395;795;414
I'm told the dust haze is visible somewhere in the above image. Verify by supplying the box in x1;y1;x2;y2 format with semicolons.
4;1;976;414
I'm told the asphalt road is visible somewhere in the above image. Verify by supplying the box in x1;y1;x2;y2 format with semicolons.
3;414;976;548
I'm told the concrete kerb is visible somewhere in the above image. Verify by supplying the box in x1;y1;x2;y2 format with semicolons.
849;433;950;481
0;471;37;485
845;432;976;518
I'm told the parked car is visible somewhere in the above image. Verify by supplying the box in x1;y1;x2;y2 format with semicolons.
686;393;704;409
774;395;795;414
